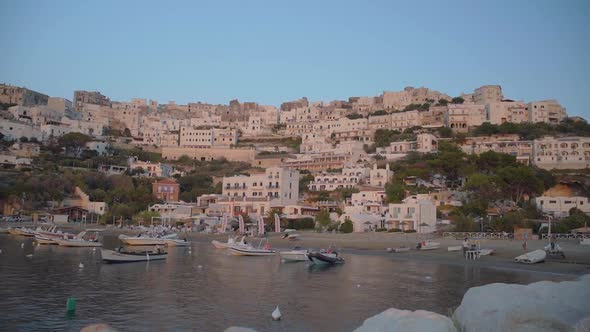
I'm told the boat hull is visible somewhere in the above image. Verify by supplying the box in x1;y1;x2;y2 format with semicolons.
307;252;345;264
55;239;102;247
119;236;166;246
8;228;35;237
165;239;190;247
515;249;546;264
229;246;276;256
212;240;230;249
101;249;167;263
35;235;57;245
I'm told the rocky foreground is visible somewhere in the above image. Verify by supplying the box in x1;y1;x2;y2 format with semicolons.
225;275;590;332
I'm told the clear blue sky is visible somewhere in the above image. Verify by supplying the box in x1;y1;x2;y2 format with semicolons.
1;0;589;118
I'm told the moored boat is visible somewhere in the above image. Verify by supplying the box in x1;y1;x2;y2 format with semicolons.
514;249;546;264
387;246;410;253
307;250;345;264
165;238;190;247
101;247;167;263
229;243;276;256
35;234;58;245
8;227;36;237
417;240;440;250
119;232;177;246
280;247;309;262
212;236;248;249
55;231;102;247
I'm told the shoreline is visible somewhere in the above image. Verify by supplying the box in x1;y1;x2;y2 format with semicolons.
5;223;590;276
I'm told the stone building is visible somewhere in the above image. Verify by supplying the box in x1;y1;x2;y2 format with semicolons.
0;84;49;106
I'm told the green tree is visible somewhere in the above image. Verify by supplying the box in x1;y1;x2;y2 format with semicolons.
340;219;354;233
451;96;465;104
385;183;405;203
437;98;449;106
496;166;543;203
452;214;477;231
316;209;331;229
133;210;160;224
58;132;92;158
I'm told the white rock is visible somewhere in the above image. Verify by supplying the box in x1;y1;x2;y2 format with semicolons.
223;328;258;332
454;275;590;332
272;306;282;320
353;308;457;332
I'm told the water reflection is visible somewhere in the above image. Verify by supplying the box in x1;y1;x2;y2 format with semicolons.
0;234;569;332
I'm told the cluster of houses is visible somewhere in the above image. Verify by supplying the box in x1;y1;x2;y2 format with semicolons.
1;83;589;229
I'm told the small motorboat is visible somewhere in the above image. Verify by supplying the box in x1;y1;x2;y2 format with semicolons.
478;248;495;256
307;249;345;265
417;240;440;250
544;243;565;258
119;232;177;246
35;234;58;245
101;247;167;263
387;246;410;253
229;240;276;256
55;231;102;247
280;247;309;262
212;236;248;249
8;227;36;237
281;233;301;241
514;249;546;264
165;238;190;247
34;226;74;244
0;227;10;234
447;246;462;252
580;238;590;246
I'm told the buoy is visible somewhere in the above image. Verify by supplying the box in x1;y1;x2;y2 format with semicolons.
21;243;24;248
272;306;282;321
66;297;76;312
78;262;84;269
26;254;33;258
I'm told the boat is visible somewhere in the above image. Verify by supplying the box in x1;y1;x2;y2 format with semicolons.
35;234;58;245
281;233;301;241
387;246;410;253
212;236;248;249
118;232;177;246
580;238;590;246
229;243;276;256
101;247;167;263
280;247;309;262
8;227;36;237
478;248;495;256
0;227;10;234
307;250;345;264
447;246;462;252
54;231;102;247
417;240;440;250
165;238;190;247
34;226;74;244
514;249;546;264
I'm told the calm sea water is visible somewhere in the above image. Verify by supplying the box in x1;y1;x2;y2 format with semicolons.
0;234;568;332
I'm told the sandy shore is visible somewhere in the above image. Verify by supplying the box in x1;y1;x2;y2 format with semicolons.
190;231;590;276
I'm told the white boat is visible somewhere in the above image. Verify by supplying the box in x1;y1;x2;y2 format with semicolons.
229;242;276;256
514;249;546;264
55;231;102;247
0;227;10;234
101;248;167;263
118;233;177;246
34;226;74;244
280;248;309;262
165;238;190;247
580;238;590;246
478;248;495;256
281;233;301;241
35;234;58;245
417;240;440;250
8;227;36;237
447;246;462;252
212;236;248;249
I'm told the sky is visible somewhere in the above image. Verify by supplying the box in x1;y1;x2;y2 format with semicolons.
0;0;589;118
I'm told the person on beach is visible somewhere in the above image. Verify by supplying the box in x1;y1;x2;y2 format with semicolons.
462;238;469;257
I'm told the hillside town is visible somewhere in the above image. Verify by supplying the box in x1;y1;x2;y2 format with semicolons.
1;83;589;234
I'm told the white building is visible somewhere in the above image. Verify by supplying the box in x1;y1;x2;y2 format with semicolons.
532;136;590;170
528;100;567;124
179;126;237;147
387;195;436;233
308;166;370;191
368;164;393;187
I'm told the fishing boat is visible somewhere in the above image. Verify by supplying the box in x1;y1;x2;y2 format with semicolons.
417;240;440;250
101;247;167;263
514;249;546;264
387;246;410;253
307;249;345;264
54;231;102;247
118;232;177;246
165;238;190;247
228;241;276;256
35;234;58;244
8;227;36;237
34;226;74;244
212;236;248;249
280;247;309;262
